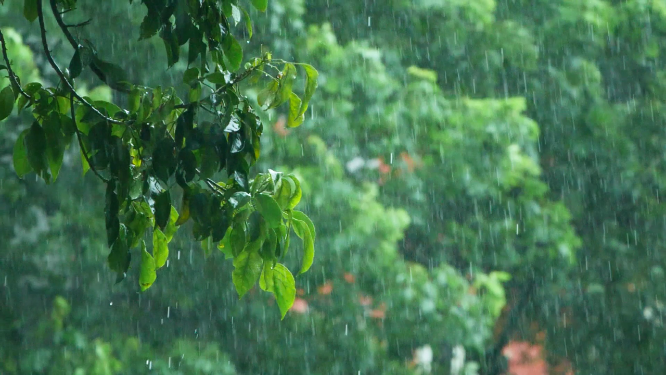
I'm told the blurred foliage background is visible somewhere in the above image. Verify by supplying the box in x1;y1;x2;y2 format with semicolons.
3;0;666;374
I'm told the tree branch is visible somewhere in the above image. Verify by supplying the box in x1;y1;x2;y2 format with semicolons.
49;0;130;93
71;91;109;183
37;0;123;125
0;29;31;100
174;61;266;110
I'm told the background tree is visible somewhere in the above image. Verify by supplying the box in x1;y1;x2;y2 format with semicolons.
3;0;666;374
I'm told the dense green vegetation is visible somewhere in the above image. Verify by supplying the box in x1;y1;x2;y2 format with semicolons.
2;0;665;374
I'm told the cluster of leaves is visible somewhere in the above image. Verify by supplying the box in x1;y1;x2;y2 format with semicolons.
0;0;317;317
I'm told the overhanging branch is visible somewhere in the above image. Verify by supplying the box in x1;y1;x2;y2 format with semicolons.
49;0;130;93
37;0;123;125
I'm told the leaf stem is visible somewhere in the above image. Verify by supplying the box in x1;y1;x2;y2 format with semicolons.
37;0;123;125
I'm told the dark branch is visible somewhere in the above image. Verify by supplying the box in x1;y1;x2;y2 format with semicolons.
37;0;123;125
49;0;130;93
71;91;109;183
0;29;31;100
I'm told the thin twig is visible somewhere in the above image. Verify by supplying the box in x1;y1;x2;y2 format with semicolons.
0;29;31;100
49;0;130;93
37;0;123;125
65;19;92;28
71;91;109;183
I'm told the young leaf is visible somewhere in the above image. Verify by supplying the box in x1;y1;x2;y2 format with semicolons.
259;263;296;319
250;0;268;12
232;249;263;298
153;228;168;269
13;129;31;177
295;64;319;120
253;193;282;228
139;241;157;291
0;85;15;121
292;211;315;275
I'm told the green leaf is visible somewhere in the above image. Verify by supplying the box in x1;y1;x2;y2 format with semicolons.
183;67;199;85
139;10;161;40
287;92;304;128
285;175;302;209
23;0;38;22
107;227;131;283
257;80;278;108
232;249;263;298
92;57;129;91
269;63;297;109
292;211;315;275
139;241;157;291
296;64;319;119
25;121;50;182
43;114;66;181
69;49;83;79
13;129;31;177
250;0;268;12
253;193;282;228
153;137;177;183
230;222;247;256
206;71;228;85
223;35;243;71
160;21;180;68
154;190;171;230
218;227;233;259
0;85;15;121
259;263;296;319
153;228;168;269
242;7;253;38
164;206;179;242
105;182;120;247
229;191;251;209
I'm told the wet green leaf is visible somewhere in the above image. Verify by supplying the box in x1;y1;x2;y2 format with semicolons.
250;0;267;12
164;206;179;242
25;121;50;182
139;241;157;291
0;85;15;121
232;249;263;298
108;227;131;283
253;193;282;228
259;263;296;319
292;211;315;275
153;228;168;269
223;35;243;71
13;129;31;177
154;190;171;230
